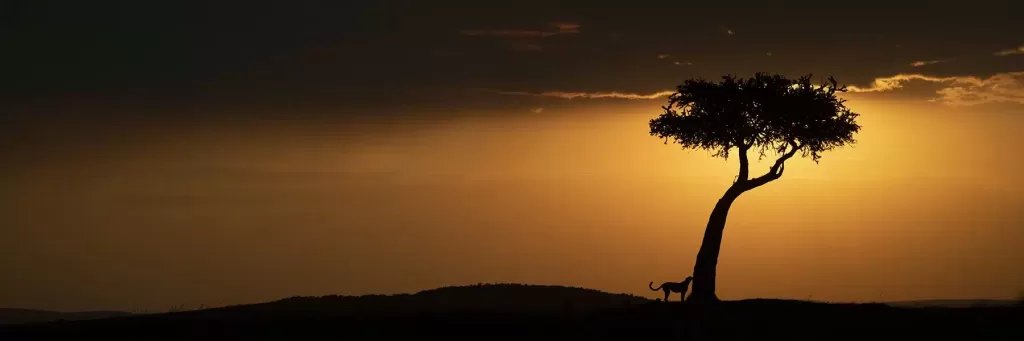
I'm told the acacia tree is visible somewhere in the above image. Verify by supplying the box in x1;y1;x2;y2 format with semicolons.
649;73;861;302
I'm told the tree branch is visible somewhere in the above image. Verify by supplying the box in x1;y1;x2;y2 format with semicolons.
739;140;801;191
735;145;750;183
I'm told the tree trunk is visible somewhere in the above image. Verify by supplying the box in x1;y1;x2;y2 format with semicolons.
687;187;742;302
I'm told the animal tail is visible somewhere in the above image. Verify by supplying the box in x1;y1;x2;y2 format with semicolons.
649;281;663;291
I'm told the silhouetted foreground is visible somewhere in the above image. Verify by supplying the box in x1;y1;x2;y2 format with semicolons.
2;284;1021;340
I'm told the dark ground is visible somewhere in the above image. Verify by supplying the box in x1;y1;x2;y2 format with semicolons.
2;284;1021;340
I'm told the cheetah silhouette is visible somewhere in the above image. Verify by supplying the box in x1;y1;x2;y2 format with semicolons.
649;276;693;302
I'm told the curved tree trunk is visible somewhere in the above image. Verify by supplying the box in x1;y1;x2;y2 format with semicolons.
687;187;742;302
685;143;795;303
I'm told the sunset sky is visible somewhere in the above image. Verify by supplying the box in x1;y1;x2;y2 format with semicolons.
2;1;1024;312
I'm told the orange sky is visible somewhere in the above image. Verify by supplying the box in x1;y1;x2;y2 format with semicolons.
5;1;1024;314
3;96;1023;311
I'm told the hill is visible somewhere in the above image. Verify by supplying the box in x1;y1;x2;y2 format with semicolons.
252;283;649;314
885;299;1018;308
0;309;132;325
1;284;1021;340
0;283;642;325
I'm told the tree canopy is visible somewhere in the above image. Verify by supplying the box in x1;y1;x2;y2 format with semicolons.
649;73;860;172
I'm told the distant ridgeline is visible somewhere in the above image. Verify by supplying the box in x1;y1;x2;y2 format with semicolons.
885;299;1020;309
198;283;651;318
0;309;132;325
0;284;646;325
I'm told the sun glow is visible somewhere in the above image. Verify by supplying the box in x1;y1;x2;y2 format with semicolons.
3;99;1023;311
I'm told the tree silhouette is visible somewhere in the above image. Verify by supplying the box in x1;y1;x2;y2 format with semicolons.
649;73;861;302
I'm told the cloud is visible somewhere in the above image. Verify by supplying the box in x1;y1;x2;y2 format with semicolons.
460;29;552;38
934;72;1024;106
531;107;545;113
460;22;581;38
492;89;675;100
657;54;670;59
492;71;1024;106
910;60;942;67
993;45;1024;56
846;74;964;93
910;58;955;67
552;22;580;34
848;72;1024;106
